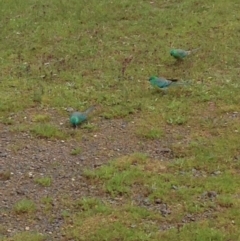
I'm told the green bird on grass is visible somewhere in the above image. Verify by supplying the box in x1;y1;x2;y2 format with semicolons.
70;106;95;128
149;76;189;90
170;47;200;60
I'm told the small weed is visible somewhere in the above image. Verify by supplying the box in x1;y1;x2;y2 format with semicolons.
70;147;82;155
82;123;97;131
9;143;24;154
34;177;52;187
14;199;36;214
41;196;53;212
61;210;71;218
136;127;164;139
72;198;113;223
0;171;11;181
166;115;188;125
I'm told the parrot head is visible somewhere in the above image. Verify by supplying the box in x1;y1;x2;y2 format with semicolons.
170;49;175;56
149;76;157;82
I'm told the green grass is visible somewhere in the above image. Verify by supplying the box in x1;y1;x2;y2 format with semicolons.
30;123;66;139
84;153;149;196
34;176;52;187
70;147;82;155
41;196;54;213
13;199;36;214
1;232;47;241
65;152;240;240
1;0;240;240
32;114;51;123
136;121;164;139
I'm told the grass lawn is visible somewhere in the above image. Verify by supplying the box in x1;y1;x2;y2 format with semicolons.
1;0;240;240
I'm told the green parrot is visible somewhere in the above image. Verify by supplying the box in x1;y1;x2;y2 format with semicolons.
170;47;200;60
70;106;95;127
149;76;188;89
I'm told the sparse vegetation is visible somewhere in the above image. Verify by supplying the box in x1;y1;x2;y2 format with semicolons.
0;171;11;181
1;232;47;241
70;147;82;156
30;123;66;139
32;114;51;123
34;177;52;187
14;199;36;214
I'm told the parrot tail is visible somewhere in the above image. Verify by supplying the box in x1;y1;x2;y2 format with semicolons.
167;78;179;82
84;106;95;116
188;47;201;55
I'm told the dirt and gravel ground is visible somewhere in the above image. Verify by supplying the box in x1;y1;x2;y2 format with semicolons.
0;117;176;240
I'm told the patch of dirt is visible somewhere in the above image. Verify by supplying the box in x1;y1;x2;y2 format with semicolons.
0;118;175;240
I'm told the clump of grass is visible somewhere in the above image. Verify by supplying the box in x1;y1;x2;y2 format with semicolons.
14;199;36;214
9;143;24;154
166;115;188;125
136;127;164;139
73;197;113;220
70;147;82;155
81;123;97;131
30;123;66;139
41;196;53;203
41;197;54;213
0;171;11;181
10;124;29;133
32;86;44;104
41;196;53;205
34;176;52;187
61;210;71;219
216;195;234;208
32;114;50;123
1;117;13;125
